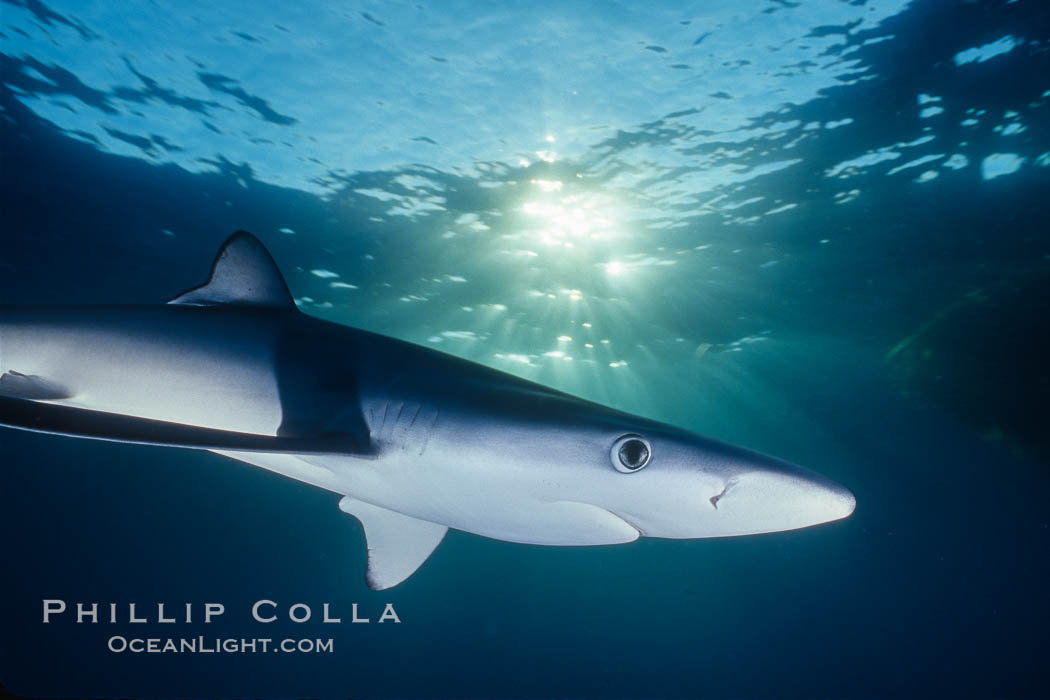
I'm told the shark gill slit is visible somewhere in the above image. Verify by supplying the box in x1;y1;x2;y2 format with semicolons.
386;401;404;442
401;403;423;453
416;408;438;457
380;401;390;436
405;402;422;431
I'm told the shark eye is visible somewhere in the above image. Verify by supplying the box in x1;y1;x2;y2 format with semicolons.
611;435;651;473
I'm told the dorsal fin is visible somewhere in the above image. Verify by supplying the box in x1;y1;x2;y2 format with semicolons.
168;231;295;309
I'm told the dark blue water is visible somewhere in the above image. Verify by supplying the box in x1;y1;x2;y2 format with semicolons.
2;0;1049;697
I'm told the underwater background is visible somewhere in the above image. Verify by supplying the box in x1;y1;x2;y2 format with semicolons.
1;0;1048;697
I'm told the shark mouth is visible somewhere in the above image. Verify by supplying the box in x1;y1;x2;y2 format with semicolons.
709;479;739;510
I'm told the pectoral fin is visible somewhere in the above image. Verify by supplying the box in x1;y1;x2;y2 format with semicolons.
338;496;447;590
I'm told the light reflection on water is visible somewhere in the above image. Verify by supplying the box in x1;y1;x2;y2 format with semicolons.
2;0;1048;412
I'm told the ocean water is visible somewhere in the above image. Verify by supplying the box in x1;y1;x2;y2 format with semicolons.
1;0;1048;697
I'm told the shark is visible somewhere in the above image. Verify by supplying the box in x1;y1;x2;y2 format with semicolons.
0;232;855;589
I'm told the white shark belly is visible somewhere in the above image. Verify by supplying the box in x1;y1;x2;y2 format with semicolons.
301;449;639;546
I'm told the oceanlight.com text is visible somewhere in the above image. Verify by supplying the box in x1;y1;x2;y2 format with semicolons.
107;636;334;654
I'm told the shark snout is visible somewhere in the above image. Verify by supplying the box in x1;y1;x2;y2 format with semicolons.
715;466;856;535
607;436;856;540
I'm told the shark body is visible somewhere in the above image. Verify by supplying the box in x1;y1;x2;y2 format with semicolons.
0;232;855;589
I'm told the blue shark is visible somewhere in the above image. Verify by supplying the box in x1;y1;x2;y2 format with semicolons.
0;232;855;589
